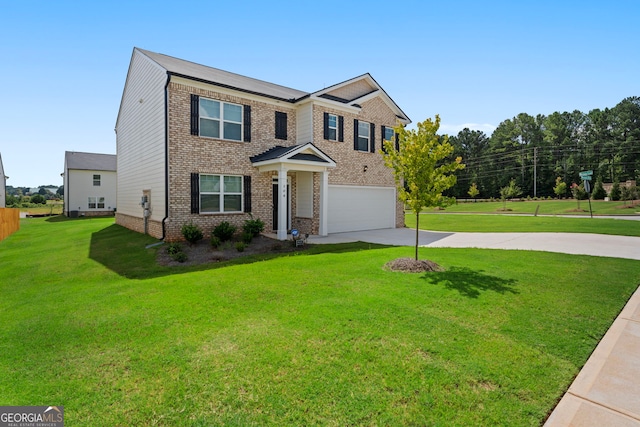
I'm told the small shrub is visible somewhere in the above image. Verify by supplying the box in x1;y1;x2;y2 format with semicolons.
210;236;221;249
166;242;182;255
172;252;188;263
182;222;203;245
243;216;265;237
242;232;253;244
213;221;237;242
235;242;246;252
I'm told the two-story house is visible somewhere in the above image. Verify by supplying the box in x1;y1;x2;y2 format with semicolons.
115;48;410;241
62;151;117;217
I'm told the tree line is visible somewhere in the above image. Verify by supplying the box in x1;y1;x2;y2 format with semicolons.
445;96;640;199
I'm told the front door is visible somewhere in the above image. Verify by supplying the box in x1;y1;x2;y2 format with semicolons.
272;178;291;232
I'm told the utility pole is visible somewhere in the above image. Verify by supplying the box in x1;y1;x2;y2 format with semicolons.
533;147;537;198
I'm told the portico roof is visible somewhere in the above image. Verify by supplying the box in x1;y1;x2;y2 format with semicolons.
250;143;336;172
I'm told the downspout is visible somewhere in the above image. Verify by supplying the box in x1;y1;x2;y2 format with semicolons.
161;73;171;240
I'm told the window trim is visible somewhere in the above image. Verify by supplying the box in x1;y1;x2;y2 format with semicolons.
93;174;101;186
199;98;243;142
327;114;338;141
199;173;244;214
87;196;105;209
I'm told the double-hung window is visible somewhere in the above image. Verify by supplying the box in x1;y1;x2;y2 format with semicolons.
327;114;338;141
384;126;394;143
93;174;101;186
357;120;370;152
87;197;104;209
200;174;243;213
199;98;243;141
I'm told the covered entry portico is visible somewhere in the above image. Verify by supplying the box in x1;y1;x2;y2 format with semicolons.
250;143;336;240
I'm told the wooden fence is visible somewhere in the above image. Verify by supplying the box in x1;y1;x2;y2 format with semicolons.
0;208;20;241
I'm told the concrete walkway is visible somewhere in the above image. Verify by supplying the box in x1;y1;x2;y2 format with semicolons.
307;228;640;426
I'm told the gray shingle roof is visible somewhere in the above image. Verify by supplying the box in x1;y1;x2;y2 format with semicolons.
65;151;116;171
137;48;308;102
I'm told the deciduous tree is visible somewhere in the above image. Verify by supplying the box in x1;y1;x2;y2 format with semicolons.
383;115;464;260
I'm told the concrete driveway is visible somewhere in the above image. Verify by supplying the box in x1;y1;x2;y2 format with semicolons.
307;228;640;260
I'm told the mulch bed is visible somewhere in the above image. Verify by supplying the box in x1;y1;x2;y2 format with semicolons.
384;258;444;273
158;235;310;267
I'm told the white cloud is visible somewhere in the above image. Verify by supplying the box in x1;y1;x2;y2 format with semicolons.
439;123;497;136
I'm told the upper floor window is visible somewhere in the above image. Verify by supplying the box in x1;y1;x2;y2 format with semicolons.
191;94;251;142
323;112;344;141
275;111;288;140
384;126;394;143
356;120;371;152
93;174;101;186
199;98;243;141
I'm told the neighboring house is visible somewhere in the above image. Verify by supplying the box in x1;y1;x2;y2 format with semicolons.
0;153;6;208
115;48;410;241
62;151;117;217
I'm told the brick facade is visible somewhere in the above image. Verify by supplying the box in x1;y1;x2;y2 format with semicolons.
117;50;407;241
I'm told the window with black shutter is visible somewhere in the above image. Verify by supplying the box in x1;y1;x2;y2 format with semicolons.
275;111;287;140
190;95;199;136
244;105;252;142
190;173;200;213
243;175;252;213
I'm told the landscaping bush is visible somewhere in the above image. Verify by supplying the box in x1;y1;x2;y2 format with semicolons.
610;181;621;201
210;236;221;249
242;232;253;244
235;242;246;252
181;222;203;245
243;216;265;237
172;251;188;263
166;242;182;255
212;221;236;242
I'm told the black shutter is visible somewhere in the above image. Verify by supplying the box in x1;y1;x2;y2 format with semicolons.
381;125;387;153
243;105;251;142
243;175;252;213
395;133;400;151
190;94;199;136
353;119;359;150
275;111;287;140
323;112;329;139
338;116;344;142
370;123;376;153
190;173;200;214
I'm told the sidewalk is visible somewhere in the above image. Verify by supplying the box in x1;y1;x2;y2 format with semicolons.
308;228;640;426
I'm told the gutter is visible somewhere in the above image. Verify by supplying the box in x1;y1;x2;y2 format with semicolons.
161;73;171;240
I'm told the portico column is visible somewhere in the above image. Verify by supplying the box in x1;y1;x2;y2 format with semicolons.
277;167;288;240
319;169;329;236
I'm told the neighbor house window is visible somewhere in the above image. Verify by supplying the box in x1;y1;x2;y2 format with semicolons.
357;120;370;152
93;174;101;186
88;197;105;209
199;174;243;213
199;98;243;141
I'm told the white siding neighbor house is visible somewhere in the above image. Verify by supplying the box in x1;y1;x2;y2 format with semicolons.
62;151;117;217
115;48;410;241
0;153;6;208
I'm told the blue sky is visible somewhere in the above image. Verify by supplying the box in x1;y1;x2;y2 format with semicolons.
1;0;638;188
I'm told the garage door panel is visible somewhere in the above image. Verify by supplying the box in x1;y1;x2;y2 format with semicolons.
328;185;395;233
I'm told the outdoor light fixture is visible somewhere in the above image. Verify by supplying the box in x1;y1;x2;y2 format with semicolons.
363;165;368;172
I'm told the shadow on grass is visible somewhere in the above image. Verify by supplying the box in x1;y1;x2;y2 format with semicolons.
46;214;115;223
90;224;392;280
422;267;519;298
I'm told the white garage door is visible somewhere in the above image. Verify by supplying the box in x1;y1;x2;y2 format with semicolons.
328;185;396;233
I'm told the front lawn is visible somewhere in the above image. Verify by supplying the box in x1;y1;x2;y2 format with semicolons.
1;217;639;425
406;212;640;236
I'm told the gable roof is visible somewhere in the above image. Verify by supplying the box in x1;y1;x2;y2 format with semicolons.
133;48;410;123
137;48;307;102
250;143;336;168
65;151;116;172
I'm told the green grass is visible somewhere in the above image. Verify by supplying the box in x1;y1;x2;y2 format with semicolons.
406;212;640;236
432;199;639;216
1;217;639;425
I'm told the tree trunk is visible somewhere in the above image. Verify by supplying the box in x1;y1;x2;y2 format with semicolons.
415;210;420;260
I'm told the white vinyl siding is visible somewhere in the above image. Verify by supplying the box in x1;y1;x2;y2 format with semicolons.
67;170;117;213
296;103;313;143
115;49;167;220
296;171;313;218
